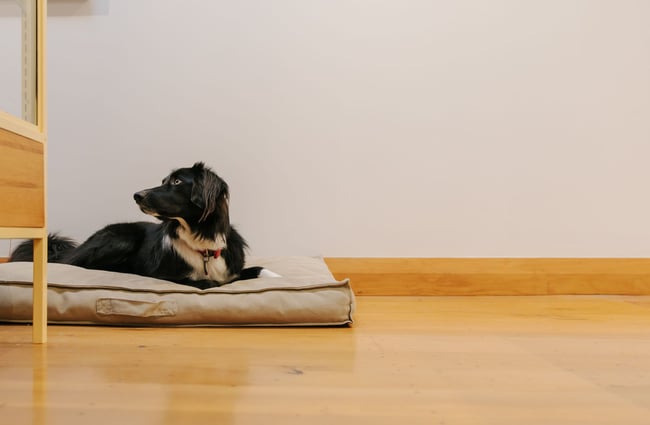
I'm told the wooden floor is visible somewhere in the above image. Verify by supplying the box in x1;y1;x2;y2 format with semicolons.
1;296;650;425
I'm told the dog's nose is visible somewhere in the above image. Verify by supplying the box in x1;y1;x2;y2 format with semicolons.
133;190;147;203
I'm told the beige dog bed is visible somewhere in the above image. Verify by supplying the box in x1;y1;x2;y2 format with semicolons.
0;256;354;326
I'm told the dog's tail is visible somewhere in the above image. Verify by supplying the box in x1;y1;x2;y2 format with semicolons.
8;233;78;263
238;266;281;280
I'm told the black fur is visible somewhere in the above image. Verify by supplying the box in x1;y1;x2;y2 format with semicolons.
9;162;262;289
10;233;78;264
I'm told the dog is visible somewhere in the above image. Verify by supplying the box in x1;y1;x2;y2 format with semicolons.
10;162;270;289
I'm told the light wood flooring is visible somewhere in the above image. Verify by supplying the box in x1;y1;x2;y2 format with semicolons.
2;295;650;425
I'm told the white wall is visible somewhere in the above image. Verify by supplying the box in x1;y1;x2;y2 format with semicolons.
2;0;650;257
0;1;21;117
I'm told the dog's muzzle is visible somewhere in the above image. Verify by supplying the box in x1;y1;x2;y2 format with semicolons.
133;190;149;204
134;190;159;217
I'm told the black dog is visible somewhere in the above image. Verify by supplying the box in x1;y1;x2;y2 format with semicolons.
10;162;267;289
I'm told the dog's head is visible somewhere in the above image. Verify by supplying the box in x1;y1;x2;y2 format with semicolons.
133;162;230;227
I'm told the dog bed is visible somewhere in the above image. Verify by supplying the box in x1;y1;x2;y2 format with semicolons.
0;256;354;326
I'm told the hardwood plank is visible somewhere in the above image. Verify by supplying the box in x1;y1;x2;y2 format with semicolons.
325;258;650;296
1;295;650;425
0;127;45;228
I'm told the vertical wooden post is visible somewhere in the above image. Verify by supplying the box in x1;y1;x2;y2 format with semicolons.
34;0;48;344
32;235;47;343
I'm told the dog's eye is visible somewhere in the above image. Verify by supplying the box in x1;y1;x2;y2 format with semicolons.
171;178;182;185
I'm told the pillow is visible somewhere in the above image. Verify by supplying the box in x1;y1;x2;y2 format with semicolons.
0;256;354;326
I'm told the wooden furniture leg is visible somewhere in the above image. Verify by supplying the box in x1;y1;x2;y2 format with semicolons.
32;235;47;343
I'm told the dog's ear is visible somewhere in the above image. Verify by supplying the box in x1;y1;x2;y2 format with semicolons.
191;164;229;223
190;163;209;210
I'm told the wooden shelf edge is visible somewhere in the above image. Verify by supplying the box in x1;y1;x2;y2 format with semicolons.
0;227;47;239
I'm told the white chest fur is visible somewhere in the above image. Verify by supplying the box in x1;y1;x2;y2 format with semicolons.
164;229;233;283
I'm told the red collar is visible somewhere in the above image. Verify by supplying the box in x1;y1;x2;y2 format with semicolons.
198;248;222;259
198;249;222;276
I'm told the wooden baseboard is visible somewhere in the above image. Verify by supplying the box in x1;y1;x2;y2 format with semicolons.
324;258;650;296
4;256;650;296
0;257;7;264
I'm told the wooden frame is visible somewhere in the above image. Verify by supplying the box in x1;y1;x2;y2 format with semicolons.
0;0;47;343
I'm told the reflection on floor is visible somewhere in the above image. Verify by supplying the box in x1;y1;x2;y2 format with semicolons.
1;295;650;425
